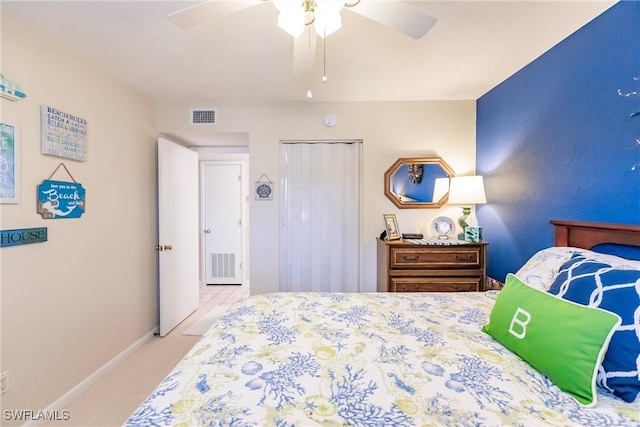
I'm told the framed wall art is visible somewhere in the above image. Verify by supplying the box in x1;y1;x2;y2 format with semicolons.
0;121;20;203
255;173;273;201
383;214;401;240
36;163;86;219
41;105;87;161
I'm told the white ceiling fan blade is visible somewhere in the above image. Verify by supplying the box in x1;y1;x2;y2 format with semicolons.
292;28;318;76
168;0;263;29
350;1;437;40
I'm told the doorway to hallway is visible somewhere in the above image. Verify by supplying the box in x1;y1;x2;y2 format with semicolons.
202;162;243;284
198;152;250;291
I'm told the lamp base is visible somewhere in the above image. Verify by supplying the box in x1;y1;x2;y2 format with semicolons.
457;206;471;240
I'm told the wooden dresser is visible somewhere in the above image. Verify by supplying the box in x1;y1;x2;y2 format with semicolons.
377;238;487;292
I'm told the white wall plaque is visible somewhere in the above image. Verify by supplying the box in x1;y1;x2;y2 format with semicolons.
41;105;87;162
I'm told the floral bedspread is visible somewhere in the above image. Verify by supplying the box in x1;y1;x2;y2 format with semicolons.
125;292;639;427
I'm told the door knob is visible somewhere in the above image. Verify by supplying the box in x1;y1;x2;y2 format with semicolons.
204;229;212;234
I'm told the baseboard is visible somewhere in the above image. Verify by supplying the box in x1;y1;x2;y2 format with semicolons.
25;326;159;426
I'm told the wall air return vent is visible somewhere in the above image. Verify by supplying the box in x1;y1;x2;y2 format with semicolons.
211;253;236;279
190;108;217;126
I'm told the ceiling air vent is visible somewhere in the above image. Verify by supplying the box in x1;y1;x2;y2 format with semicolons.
190;108;217;126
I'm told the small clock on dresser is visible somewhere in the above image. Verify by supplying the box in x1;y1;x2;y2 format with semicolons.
430;216;456;240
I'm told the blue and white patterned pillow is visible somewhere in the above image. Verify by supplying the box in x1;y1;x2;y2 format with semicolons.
548;254;640;403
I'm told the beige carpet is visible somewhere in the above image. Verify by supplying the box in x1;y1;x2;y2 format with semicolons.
47;286;249;426
183;306;229;336
58;313;202;426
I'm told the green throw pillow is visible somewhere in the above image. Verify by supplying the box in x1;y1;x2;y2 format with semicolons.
481;273;620;406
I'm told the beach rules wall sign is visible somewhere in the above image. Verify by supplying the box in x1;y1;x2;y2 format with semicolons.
41;105;87;161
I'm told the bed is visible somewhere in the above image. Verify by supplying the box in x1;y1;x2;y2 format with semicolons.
125;220;640;426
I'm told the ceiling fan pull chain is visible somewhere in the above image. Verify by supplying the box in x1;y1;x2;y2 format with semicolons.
322;26;327;82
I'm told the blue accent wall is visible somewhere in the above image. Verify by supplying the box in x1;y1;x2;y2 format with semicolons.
476;1;640;282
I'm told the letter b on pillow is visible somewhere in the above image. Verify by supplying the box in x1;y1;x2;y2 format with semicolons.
482;274;620;406
508;307;531;339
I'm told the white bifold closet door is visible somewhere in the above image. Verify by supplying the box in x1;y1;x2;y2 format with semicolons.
280;140;362;293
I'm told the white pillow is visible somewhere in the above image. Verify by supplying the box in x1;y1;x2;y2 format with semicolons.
516;246;640;291
516;247;581;291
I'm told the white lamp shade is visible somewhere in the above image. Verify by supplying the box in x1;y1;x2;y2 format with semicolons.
447;176;487;205
277;9;306;37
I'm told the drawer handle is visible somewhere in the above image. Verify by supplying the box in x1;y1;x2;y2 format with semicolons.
455;254;474;261
402;255;420;261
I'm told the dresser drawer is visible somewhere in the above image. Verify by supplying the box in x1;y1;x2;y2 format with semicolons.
391;277;481;292
390;246;481;269
377;238;487;292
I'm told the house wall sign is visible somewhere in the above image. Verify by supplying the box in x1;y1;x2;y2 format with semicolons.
37;163;85;219
1;227;47;248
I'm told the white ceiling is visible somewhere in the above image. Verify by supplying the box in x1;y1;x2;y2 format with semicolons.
2;1;616;103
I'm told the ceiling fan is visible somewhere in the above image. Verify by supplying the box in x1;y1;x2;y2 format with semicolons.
168;0;437;76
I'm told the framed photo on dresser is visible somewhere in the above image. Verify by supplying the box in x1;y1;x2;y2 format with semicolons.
383;214;401;240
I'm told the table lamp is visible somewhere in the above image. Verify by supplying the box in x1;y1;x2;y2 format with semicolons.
447;175;486;240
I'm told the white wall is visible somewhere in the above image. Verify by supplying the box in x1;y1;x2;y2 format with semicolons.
158;100;477;295
1;10;158;418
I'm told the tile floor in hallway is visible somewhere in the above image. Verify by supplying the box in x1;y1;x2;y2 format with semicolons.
199;283;250;307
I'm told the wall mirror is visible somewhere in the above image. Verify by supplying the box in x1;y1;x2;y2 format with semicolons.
384;157;455;208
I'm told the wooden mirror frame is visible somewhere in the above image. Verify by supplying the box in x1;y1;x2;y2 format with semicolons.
384;157;455;209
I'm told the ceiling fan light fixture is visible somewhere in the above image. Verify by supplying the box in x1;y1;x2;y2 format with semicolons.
277;9;306;37
274;0;345;38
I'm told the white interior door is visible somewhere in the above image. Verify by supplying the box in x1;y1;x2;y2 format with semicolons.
203;163;242;284
158;138;199;336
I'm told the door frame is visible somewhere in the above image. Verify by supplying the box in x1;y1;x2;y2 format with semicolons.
199;155;250;287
